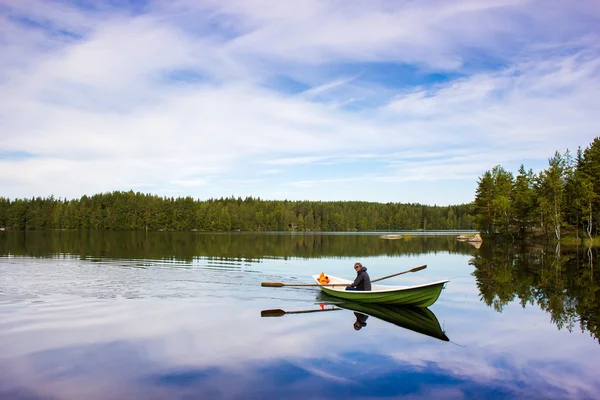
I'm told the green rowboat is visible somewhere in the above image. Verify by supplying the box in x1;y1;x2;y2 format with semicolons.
311;274;448;307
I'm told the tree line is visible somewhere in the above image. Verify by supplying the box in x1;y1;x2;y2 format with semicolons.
0;192;474;232
473;137;600;241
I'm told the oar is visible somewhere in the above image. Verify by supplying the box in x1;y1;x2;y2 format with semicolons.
372;265;427;283
261;265;427;288
261;308;342;317
261;282;348;288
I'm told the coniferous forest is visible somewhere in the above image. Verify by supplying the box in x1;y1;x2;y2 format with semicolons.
0;194;473;232
472;137;600;241
2;136;598;235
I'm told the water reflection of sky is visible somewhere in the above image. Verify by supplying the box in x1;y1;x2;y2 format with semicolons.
1;253;599;399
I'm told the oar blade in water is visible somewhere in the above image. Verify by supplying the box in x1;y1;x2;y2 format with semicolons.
261;309;286;317
261;282;285;287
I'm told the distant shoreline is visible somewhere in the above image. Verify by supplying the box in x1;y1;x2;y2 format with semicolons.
0;229;479;235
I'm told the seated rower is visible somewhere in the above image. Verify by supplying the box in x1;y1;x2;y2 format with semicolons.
345;262;371;291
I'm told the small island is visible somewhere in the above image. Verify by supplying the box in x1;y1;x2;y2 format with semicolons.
379;234;403;240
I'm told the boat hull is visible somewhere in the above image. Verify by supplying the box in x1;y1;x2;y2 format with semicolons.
313;275;448;307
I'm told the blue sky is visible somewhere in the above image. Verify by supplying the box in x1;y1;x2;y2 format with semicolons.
1;0;599;205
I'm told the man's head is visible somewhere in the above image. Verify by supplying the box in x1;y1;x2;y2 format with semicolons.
354;262;362;271
353;320;367;330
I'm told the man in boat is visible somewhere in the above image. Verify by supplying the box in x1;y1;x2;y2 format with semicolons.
346;262;372;291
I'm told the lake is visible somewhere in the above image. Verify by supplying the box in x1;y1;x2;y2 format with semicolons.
0;231;598;399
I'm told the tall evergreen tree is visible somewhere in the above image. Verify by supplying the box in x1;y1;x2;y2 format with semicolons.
473;170;495;233
490;166;514;236
512;165;536;238
537;152;567;241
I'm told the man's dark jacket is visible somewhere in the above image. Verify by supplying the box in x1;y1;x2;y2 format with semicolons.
352;266;372;291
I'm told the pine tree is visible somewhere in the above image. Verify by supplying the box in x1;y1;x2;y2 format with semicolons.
537;151;566;241
512;165;536;238
490;166;514;236
473;170;495;233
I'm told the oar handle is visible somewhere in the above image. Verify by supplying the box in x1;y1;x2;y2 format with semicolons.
285;308;341;314
372;265;427;283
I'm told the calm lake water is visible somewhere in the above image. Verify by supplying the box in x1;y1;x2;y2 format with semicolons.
0;231;598;400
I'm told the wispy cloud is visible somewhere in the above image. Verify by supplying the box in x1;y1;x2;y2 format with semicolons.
287;176;365;188
0;0;598;203
263;156;332;166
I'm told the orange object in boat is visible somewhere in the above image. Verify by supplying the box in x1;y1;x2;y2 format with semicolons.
318;272;330;284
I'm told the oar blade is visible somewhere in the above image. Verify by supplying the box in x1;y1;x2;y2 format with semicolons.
261;309;286;317
261;282;285;287
411;265;427;272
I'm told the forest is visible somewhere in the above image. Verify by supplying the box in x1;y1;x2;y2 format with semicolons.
0;193;474;232
4;136;597;235
472;137;600;241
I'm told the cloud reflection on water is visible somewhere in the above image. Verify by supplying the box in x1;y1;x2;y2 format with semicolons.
1;292;598;400
1;244;598;400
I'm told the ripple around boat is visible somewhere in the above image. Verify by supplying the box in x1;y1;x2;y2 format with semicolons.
318;295;449;341
311;274;449;307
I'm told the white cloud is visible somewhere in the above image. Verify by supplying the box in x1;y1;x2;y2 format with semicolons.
0;0;598;203
264;156;332;166
288;176;364;188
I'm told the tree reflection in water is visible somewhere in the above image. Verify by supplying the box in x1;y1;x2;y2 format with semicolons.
470;242;600;343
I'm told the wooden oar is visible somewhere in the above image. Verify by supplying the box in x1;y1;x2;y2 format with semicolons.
261;308;342;317
261;265;427;288
261;282;348;288
371;265;427;283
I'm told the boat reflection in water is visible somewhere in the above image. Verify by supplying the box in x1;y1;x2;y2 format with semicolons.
261;294;449;342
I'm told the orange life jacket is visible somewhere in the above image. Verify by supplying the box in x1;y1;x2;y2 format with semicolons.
318;272;330;284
